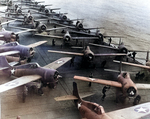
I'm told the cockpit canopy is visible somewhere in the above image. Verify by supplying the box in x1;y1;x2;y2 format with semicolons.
16;62;40;69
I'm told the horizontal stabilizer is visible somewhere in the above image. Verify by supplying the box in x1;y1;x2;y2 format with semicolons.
55;95;77;101
0;75;41;93
48;50;83;56
55;92;94;101
74;75;122;88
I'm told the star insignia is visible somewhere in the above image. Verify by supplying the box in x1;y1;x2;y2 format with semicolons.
78;103;82;109
89;78;95;81
134;107;149;113
56;60;64;64
11;68;15;75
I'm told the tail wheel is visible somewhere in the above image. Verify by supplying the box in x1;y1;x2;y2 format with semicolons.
133;95;141;105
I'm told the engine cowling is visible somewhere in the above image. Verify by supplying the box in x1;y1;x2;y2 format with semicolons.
95;32;104;43
43;69;61;88
118;43;128;53
45;9;49;14
63;32;72;43
61;15;67;21
37;24;47;33
28;15;33;21
17;9;22;14
83;46;94;62
117;72;137;98
76;21;83;30
15;4;18;9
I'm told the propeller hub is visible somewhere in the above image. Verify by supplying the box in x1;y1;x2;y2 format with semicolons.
127;86;136;97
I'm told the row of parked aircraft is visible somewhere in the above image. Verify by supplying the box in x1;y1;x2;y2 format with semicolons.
0;0;150;119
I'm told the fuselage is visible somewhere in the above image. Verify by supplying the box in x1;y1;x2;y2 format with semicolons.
12;63;59;87
0;42;34;59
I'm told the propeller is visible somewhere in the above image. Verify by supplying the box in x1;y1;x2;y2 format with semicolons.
127;86;136;97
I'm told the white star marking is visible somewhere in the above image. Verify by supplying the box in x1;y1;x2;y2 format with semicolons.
136;107;147;113
78;103;82;109
56;60;64;64
89;78;95;81
11;69;15;75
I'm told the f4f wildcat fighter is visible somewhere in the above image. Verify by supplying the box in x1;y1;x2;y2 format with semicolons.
55;82;150;119
48;46;127;66
0;40;47;62
0;56;71;94
73;71;150;105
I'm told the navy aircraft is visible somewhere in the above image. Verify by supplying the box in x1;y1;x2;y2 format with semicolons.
48;46;127;66
73;71;150;105
0;40;47;62
28;3;52;12
53;20;103;32
35;30;102;45
8;20;67;34
0;55;71;97
55;82;150;119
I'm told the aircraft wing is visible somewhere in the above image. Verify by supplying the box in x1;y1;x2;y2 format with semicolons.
83;27;104;30
27;41;47;48
0;75;41;93
34;34;63;39
103;35;126;38
48;50;84;56
94;53;127;56
43;57;71;69
55;92;94;101
69;30;96;36
71;37;99;40
0;67;9;70
107;102;150;119
128;50;148;52
46;27;68;32
15;29;36;34
0;51;20;56
8;26;37;34
74;75;122;88
113;60;150;69
1;19;16;25
135;84;150;89
89;43;118;50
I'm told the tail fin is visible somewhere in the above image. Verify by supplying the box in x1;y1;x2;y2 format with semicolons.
73;82;81;101
0;56;11;69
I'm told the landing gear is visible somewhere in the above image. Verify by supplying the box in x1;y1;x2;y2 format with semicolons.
133;95;141;105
